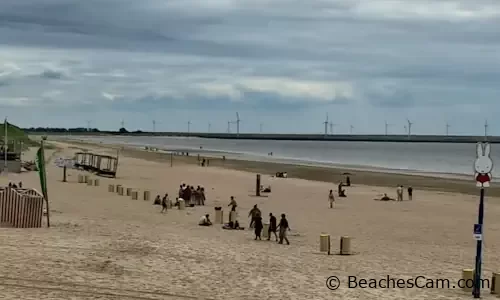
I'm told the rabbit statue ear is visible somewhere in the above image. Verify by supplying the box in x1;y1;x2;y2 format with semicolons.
484;143;491;156
477;143;484;156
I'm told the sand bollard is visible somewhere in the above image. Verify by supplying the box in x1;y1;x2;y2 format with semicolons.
143;190;150;201
84;175;90;183
108;184;115;192
492;272;500;294
116;185;122;194
94;179;100;186
462;269;474;292
178;199;185;210
340;236;351;255
262;223;269;238
87;178;93;186
229;211;237;223
214;207;223;224
118;186;124;196
131;191;138;200
320;234;331;254
256;174;261;196
126;187;132;196
78;174;84;183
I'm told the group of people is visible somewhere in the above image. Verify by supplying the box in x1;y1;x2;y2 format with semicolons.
178;183;206;206
7;182;22;188
376;186;414;201
247;204;291;245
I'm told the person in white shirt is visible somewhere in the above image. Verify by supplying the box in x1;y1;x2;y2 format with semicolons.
397;185;403;201
199;214;212;226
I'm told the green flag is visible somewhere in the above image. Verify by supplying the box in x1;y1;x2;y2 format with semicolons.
35;142;48;199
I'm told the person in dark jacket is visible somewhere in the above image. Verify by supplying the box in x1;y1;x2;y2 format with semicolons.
277;214;290;245
248;205;261;228
254;215;263;240
267;213;278;241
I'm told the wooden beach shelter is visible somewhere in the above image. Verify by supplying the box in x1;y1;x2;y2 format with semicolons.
0;186;45;228
95;154;118;177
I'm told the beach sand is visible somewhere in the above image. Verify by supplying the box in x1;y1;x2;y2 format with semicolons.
0;141;499;299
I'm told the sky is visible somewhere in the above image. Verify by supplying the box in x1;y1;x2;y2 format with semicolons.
1;0;500;135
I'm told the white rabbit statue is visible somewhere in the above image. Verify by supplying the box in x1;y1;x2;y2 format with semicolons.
474;142;493;187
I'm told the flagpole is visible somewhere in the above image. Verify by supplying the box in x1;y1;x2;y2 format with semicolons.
4;118;7;174
41;139;50;228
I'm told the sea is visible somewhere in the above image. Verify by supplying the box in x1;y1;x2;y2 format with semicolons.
65;135;499;179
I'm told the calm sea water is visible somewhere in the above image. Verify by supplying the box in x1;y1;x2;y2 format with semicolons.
67;136;500;178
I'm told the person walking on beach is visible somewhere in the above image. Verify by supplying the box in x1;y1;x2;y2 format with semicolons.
268;213;278;241
254;215;263;240
328;190;335;208
397;185;403;201
228;196;237;211
248;204;261;228
161;194;169;213
408;186;413;200
277;214;290;245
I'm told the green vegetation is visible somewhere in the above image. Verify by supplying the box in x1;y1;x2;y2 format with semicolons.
0;122;39;147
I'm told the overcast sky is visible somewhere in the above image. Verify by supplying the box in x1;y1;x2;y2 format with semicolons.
1;0;499;135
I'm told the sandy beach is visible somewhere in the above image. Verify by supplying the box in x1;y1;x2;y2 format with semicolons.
1;140;500;299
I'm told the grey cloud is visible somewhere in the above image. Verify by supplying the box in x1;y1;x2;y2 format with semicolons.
40;70;65;80
0;0;499;133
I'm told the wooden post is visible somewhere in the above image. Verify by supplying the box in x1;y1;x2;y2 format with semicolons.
256;174;261;196
62;165;67;182
170;152;173;167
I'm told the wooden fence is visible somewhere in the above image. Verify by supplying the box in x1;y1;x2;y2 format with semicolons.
0;187;44;228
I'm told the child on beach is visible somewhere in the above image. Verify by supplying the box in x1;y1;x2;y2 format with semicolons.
328;190;335;208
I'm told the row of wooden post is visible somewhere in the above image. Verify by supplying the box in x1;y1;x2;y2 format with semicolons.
462;269;500;294
77;174;99;186
319;234;351;255
108;184;151;201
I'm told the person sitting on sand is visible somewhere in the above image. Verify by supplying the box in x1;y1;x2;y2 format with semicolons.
328;190;335;208
254;215;263;240
154;195;161;205
174;197;180;207
228;196;237;211
248;205;261;228
223;220;243;230
375;193;394;201
161;194;169;213
199;214;212;226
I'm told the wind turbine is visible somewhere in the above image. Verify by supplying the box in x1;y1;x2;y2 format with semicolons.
384;121;392;135
208;122;211;133
349;125;354;134
86;120;91;132
235;112;241;137
323;113;329;136
259;123;263;134
406;119;413;138
120;119;125;129
227;121;232;133
484;119;489;141
187;121;191;134
152;120;156;133
445;122;450;136
329;122;337;134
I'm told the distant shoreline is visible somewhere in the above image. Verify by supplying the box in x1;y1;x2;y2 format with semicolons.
53;137;500;197
27;132;496;143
